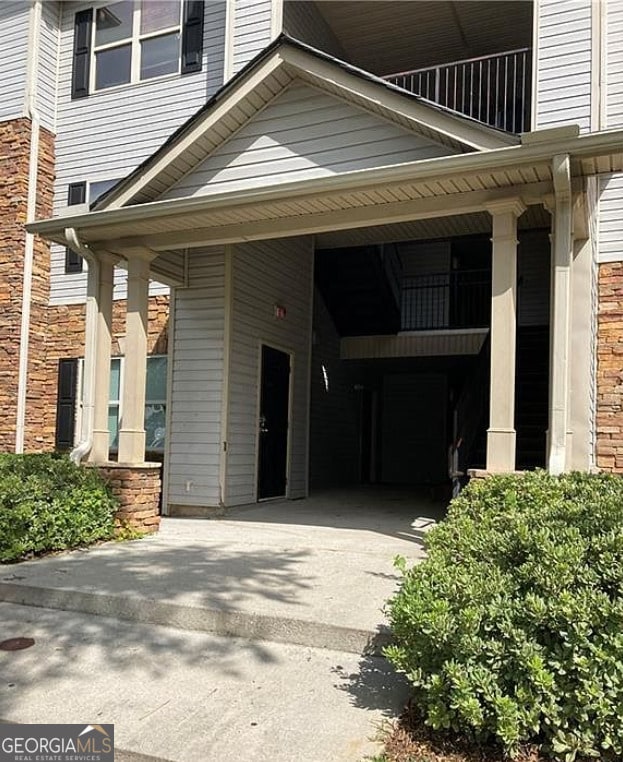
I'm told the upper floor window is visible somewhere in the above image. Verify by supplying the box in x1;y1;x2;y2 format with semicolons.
72;1;205;99
94;1;182;90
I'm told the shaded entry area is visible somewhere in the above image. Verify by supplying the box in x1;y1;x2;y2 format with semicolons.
309;350;487;492
310;226;552;492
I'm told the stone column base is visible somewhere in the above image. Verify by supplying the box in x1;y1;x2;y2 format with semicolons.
94;462;162;534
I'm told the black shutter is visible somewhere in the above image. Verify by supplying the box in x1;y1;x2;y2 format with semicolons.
65;182;87;274
72;9;92;99
55;359;78;451
181;0;204;74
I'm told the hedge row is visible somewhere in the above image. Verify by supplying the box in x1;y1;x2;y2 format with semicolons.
0;453;117;563
386;471;623;761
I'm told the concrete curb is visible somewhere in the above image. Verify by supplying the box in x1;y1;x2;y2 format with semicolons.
0;582;392;655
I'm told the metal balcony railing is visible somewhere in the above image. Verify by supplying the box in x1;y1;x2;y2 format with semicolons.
401;269;491;331
384;48;532;133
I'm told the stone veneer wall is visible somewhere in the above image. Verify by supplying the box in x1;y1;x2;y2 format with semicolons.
42;295;169;449
596;262;623;472
96;462;162;534
0;118;55;451
0;116;169;453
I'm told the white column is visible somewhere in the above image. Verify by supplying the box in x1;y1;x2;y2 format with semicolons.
485;199;526;472
567;194;592;471
118;254;152;464
548;155;573;474
89;254;116;463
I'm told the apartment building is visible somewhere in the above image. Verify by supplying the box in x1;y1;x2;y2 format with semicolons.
2;0;623;524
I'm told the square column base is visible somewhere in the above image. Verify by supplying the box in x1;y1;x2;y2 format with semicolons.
118;429;147;465
486;428;516;472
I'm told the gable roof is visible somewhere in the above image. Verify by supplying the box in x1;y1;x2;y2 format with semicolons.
94;34;517;211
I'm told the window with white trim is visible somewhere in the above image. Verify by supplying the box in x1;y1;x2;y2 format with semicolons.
72;355;168;454
109;355;167;452
93;1;183;91
72;1;204;99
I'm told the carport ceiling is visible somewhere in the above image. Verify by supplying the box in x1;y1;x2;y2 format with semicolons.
315;205;549;250
311;0;534;75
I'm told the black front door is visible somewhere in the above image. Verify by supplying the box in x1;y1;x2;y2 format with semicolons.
257;345;290;500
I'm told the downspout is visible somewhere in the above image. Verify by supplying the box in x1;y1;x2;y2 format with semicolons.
66;228;98;465
15;0;43;453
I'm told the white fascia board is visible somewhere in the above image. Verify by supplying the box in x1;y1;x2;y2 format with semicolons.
100;51;286;210
27;126;623;243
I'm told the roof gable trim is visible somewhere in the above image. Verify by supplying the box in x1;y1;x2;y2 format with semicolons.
96;36;518;211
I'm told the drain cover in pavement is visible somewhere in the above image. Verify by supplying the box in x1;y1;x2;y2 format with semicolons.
0;637;35;651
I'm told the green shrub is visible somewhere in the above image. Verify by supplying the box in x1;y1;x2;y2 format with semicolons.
0;453;117;562
385;471;623;761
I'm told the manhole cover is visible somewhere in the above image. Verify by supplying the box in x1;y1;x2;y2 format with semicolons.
0;637;35;651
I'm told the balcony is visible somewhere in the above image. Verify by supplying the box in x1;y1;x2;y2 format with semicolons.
384;48;532;134
401;269;491;332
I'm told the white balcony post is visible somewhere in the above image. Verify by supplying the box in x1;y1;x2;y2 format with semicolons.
567;194;592;471
118;253;153;464
547;155;573;475
485;199;526;472
89;253;116;463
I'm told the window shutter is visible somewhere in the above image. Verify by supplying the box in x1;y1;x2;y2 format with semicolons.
72;9;92;99
65;182;87;274
181;0;204;74
55;359;78;451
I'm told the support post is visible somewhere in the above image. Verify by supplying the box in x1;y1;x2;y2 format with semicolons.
485;199;526;472
89;254;116;463
548;155;573;474
118;254;152;464
567;192;593;471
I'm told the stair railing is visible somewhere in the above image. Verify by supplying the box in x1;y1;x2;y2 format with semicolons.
378;244;403;310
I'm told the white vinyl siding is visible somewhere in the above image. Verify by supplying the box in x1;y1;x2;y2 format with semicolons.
48;255;169;306
535;0;592;132
597;2;623;264
163;83;458;200
232;0;273;74
0;2;29;123
225;237;313;505
283;1;345;59
49;0;226;304
605;1;623;129
309;291;360;488
38;0;60;132
166;247;226;508
597;175;623;263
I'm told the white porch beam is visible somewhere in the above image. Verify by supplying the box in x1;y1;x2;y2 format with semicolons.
98;183;555;254
118;253;153;464
547;155;573;475
89;253;116;463
485;198;526;472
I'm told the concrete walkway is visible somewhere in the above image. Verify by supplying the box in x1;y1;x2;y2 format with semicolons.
0;487;444;762
0;487;442;653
